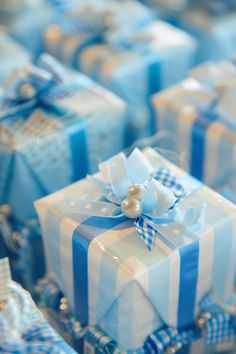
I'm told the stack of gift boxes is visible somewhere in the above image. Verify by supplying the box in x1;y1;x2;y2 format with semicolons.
1;0;236;353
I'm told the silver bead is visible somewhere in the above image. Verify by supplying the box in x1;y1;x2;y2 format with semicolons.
18;82;36;100
121;198;143;219
127;184;145;200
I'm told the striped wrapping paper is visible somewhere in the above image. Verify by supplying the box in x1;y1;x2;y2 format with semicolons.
152;61;236;192
35;147;236;351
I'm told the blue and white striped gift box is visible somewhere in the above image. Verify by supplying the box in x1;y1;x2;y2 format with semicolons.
152;61;236;192
35;147;236;352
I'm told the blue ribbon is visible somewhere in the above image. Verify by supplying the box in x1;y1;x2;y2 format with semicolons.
68;148;205;253
0;53;76;121
144;292;236;354
68;148;186;251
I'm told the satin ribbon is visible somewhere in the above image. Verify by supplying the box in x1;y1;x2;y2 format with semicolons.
67;148;203;250
0;53;76;121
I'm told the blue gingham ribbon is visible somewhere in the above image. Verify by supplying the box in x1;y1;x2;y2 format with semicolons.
0;53;75;121
0;258;75;353
67;148;195;250
143;292;236;354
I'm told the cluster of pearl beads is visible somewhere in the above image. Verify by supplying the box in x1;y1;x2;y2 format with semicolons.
121;184;145;219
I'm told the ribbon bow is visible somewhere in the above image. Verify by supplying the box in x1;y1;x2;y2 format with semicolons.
70;149;185;250
0;54;75;121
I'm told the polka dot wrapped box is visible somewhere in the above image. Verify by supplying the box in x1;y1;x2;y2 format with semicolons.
35;147;236;353
0;54;126;291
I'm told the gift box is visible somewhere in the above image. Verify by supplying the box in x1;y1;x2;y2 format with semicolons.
0;53;126;223
0;31;31;83
35;147;236;351
0;257;76;353
152;60;236;192
43;1;196;141
176;2;236;64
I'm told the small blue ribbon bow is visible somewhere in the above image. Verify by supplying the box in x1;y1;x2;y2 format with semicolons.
69;148;185;250
0;53;75;121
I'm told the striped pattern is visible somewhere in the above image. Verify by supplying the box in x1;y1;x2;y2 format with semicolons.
35;148;236;350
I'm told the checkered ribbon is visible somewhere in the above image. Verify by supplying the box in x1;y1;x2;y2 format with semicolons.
143;293;236;354
0;54;75;120
155;167;185;199
0;268;74;353
85;326;120;354
134;167;185;250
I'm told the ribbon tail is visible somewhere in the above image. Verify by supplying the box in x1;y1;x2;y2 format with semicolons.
64;196;123;218
134;217;156;251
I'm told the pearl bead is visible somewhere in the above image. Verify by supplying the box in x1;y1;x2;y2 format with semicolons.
18;82;36;100
127;184;145;200
121;198;143;219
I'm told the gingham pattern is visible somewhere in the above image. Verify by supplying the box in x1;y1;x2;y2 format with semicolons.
0;276;75;353
155;167;185;199
85;326;120;354
143;293;236;354
199;293;236;345
134;217;157;251
0;258;11;302
134;167;185;250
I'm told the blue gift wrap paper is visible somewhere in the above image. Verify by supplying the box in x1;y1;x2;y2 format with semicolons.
35;147;236;351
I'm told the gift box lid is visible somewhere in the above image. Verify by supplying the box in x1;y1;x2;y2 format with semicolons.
35;147;236;350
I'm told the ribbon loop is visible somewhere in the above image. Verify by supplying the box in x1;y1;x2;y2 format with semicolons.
73;149;196;250
0;54;75;121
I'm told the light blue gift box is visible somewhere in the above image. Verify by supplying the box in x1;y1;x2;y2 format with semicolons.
35;147;236;352
0;31;31;83
176;5;236;64
0;54;126;224
44;4;196;142
152;60;236;197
